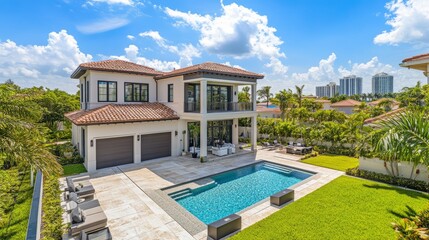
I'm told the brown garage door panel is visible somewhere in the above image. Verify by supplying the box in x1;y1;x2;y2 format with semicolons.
141;132;171;161
96;136;134;169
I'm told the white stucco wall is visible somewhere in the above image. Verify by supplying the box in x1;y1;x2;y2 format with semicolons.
156;76;184;114
80;71;157;110
331;106;355;114
72;120;187;172
359;157;429;183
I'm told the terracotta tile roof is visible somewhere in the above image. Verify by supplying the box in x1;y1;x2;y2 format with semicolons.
368;98;399;106
65;103;179;125
154;62;264;80
71;60;164;78
330;99;362;107
402;53;429;63
364;108;406;125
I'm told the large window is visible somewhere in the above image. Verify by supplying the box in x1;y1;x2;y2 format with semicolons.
207;120;233;146
124;83;148;102
207;85;231;112
98;81;117;102
168;84;174;102
185;84;200;112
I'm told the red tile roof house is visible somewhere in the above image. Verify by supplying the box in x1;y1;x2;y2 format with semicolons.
66;60;263;172
329;99;362;114
256;102;281;118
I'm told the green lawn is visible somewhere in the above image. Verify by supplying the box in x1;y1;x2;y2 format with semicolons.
232;176;429;240
62;163;87;176
0;169;33;240
301;154;359;171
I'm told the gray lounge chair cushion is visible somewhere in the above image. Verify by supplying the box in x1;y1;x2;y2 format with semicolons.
76;185;95;198
71;207;84;224
70;211;108;236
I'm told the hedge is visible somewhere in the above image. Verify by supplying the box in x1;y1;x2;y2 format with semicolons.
346;167;429;192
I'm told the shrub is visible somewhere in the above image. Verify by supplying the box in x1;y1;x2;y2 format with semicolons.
41;175;64;239
239;137;250;143
301;151;318;160
346;168;429;192
392;205;429;239
48;143;83;165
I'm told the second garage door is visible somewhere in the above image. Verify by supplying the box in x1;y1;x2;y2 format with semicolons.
96;136;134;169
141;132;171;161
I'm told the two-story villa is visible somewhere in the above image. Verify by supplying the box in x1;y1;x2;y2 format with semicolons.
65;60;263;172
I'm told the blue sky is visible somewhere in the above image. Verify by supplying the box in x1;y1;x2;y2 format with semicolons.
0;0;428;94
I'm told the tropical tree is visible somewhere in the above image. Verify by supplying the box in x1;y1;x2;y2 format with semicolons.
271;89;294;120
0;84;61;175
294;85;305;108
397;82;427;108
369;110;429;178
377;98;394;112
238;86;251;103
257;86;273;107
302;98;322;112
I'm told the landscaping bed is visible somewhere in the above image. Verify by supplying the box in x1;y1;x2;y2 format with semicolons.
301;154;358;171
231;176;429;240
62;163;87;176
0;169;33;240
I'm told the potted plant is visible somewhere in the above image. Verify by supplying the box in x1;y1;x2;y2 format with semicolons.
188;123;200;158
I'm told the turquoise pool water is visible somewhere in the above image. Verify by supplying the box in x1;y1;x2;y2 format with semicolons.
168;162;313;224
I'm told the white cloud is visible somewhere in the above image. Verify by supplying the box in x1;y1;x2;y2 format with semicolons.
165;2;287;74
139;30;201;67
110;44;180;71
87;0;133;6
374;0;429;45
77;18;130;34
127;35;135;40
0;30;92;93
263;53;424;95
222;62;243;69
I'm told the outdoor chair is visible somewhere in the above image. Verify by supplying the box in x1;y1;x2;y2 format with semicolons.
66;176;95;199
69;207;107;236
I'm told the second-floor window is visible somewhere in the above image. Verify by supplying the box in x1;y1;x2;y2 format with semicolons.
125;83;148;102
168;84;173;102
98;81;117;102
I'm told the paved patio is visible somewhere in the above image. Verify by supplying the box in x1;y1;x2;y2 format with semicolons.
63;149;343;239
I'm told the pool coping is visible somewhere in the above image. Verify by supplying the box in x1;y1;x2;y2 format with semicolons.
153;159;322;238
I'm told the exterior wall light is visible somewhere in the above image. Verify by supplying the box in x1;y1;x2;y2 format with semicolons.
90;140;93;147
137;135;140;141
175;131;178;136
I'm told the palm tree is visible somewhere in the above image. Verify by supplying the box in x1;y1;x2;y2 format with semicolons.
238;86;251;103
371;110;429;178
294;85;305;108
377;98;394;112
257;86;273;107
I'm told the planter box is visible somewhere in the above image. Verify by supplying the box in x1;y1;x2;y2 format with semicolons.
208;214;241;240
270;189;294;206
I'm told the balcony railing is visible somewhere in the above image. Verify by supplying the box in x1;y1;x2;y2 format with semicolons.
184;102;253;113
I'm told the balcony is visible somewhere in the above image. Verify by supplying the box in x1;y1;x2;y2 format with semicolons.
184;102;253;113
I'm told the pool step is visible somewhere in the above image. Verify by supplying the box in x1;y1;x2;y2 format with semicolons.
264;163;293;174
173;192;194;201
169;188;192;200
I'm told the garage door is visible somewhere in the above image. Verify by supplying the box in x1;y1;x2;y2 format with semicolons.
96;136;134;169
141;132;171;161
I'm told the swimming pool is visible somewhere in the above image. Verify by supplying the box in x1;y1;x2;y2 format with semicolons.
167;162;313;224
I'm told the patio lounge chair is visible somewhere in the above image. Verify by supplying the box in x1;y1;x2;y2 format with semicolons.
69;200;107;236
66;176;95;199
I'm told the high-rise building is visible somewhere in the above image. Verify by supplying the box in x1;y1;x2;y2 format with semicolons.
372;72;393;94
339;75;362;96
315;82;339;98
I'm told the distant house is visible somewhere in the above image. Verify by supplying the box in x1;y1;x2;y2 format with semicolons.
330;99;362;114
315;99;331;110
363;108;406;126
367;98;400;110
256;102;281;118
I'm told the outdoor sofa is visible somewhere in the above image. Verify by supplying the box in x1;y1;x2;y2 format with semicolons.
69;199;108;236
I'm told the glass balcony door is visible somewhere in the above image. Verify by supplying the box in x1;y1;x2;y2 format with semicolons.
207;85;231;112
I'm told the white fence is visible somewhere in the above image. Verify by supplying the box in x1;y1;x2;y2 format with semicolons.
359;157;429;183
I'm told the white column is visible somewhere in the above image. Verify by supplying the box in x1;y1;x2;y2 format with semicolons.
200;119;208;161
251;84;257;111
250;115;257;151
200;80;207;114
232;118;239;146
